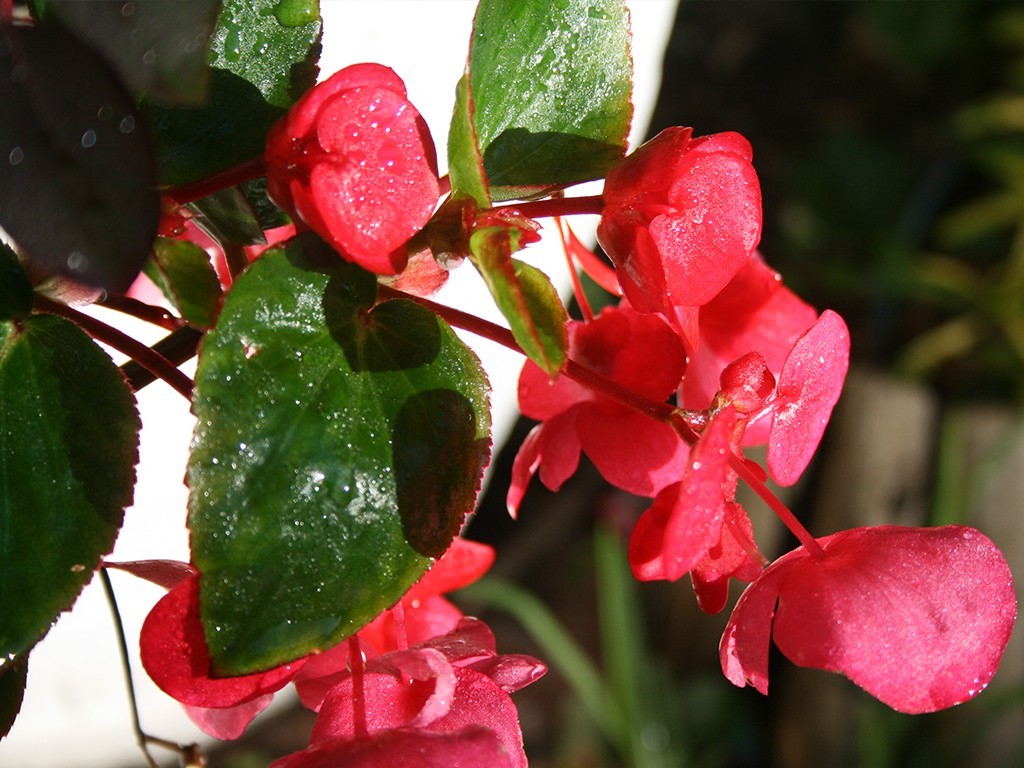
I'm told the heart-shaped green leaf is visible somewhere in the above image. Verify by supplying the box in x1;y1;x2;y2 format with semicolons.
0;315;140;658
34;0;221;106
146;237;223;329
470;227;568;376
467;0;632;200
0;25;159;293
188;235;491;674
147;0;321;185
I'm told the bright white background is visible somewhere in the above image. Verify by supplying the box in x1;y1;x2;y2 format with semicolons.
0;2;677;765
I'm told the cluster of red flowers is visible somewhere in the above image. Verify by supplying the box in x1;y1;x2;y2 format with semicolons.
139;62;1016;764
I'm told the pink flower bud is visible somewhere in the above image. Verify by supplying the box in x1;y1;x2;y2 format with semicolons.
597;127;762;347
266;63;440;274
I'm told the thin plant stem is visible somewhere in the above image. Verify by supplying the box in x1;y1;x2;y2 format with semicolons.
120;326;203;393
34;295;194;401
98;294;185;332
728;454;824;557
348;635;368;739
164;156;268;205
101;569;202;768
492;194;604;220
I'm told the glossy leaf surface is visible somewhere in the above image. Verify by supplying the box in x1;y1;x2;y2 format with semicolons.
0;25;159;292
188;235;491;674
147;0;321;185
0;315;140;658
467;0;632;198
147;237;223;328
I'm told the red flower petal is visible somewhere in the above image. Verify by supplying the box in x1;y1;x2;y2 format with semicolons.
577;406;689;498
766;310;850;486
139;575;303;708
721;526;1017;713
405;538;495;604
506;411;582;517
311;648;455;741
598;128;762;337
629;407;749;585
183;694;273;740
266;63;439;275
269;726;514;768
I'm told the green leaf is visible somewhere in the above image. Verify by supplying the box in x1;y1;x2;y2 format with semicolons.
188;235;491;674
448;75;491;207
212;0;321;109
0;655;28;739
147;238;223;328
0;243;34;321
468;0;632;199
147;0;321;186
35;0;221;106
187;185;267;248
0;315;140;658
470;227;568;376
0;25;159;293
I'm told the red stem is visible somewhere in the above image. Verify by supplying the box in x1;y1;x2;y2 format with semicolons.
98;294;184;332
728;454;824;557
34;295;194;401
348;635;367;739
492;194;604;220
163;156;268;205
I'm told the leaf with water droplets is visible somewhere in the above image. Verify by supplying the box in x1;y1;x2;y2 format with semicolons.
0;314;140;659
188;234;491;674
146;0;321;185
0;24;159;292
464;0;633;200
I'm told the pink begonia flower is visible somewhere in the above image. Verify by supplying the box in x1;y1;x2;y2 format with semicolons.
509;303;689;514
629;406;762;613
681;254;818;445
597;127;762;349
269;726;513;768
720;525;1017;714
138;538;494;738
628;311;849;611
297;619;545;768
266;63;440;275
294;537;495;711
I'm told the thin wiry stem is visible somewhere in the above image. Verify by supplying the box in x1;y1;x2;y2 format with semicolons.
34;295;194;400
101;569;204;768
